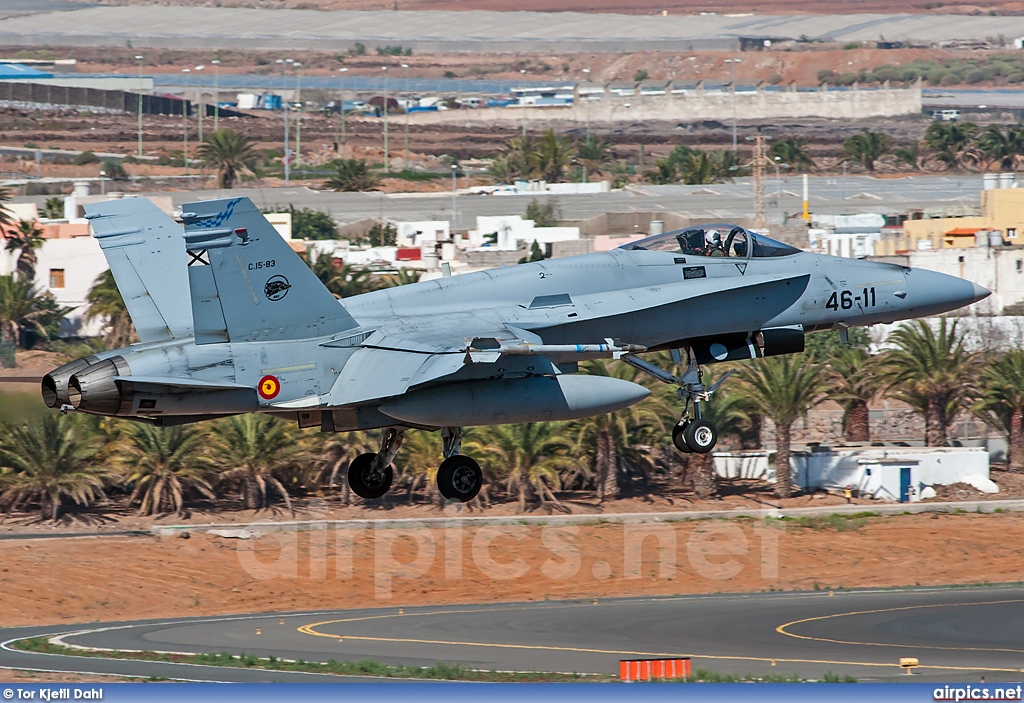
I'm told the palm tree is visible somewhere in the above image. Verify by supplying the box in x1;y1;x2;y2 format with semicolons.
0;275;65;352
976;124;1024;171
465;422;574;512
826;347;883;443
574;360;667;501
395;429;444;504
197;128;260;189
645;158;678;185
576;134;612;177
491;135;536;182
733;354;828;498
118;424;216;516
924;121;979;170
768;138;814;172
306;430;376;505
678;150;720;185
529;129;577;183
0;414;110;521
879;318;976;447
324;159;378;192
843;131;892;172
307;252;379;298
85;270;135;349
381;268;421;287
5;219;44;281
0;187;14;228
209;414;302;513
41;197;64;220
974;349;1024;472
893;141;923;170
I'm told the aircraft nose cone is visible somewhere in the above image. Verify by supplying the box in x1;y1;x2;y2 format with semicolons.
905;268;989;316
972;282;991;304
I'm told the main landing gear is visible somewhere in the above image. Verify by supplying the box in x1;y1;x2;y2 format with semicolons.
347;426;482;502
622;348;731;455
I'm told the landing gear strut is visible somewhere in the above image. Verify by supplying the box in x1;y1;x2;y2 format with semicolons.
622;348;730;455
436;426;482;502
348;426;404;499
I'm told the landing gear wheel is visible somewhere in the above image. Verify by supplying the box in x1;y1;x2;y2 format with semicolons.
437;454;483;502
348;452;393;499
672;421;693;454
684;419;718;454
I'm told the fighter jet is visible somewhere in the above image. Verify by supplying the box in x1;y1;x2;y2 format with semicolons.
41;197;989;502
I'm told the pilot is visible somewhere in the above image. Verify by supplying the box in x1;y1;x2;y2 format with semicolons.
704;229;726;257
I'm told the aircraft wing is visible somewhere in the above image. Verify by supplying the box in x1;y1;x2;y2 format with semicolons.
325;347;466;406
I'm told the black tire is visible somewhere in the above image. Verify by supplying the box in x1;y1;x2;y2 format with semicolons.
437;454;483;502
684;419;718;454
348;452;393;499
672;422;692;453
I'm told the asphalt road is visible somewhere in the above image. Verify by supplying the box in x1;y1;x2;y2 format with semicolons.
3;586;1024;682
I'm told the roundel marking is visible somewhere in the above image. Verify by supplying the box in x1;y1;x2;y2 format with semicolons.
258;375;281;400
709;343;730;361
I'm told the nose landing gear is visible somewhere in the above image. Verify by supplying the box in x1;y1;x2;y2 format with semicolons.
622;348;730;455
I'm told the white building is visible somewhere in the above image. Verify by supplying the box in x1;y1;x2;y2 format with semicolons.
809;213;885;258
469;215;580;251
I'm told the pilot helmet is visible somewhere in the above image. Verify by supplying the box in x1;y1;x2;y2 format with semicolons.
705;229;722;246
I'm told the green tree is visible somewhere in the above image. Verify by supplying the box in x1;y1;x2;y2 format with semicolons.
880;319;977;447
0;414;110;521
490;135;536;183
85;269;135;349
119;424;215;515
265;206;338;240
974;349;1024;472
826;347;883;443
101;158;128;181
324;159;378;192
893;141;923;169
381;268;421;287
5;219;44;281
307;252;380;298
976;123;1024;171
41;196;64;220
210;414;302;513
733;354;828;498
924;121;980;170
524;198;561;227
0;187;14;227
768;138;814;172
576;134;612;177
367;222;397;247
633;69;649;82
843;130;892;172
465;422;574;512
0;275;65;355
529;129;576;183
574;360;667;501
197;128;260;189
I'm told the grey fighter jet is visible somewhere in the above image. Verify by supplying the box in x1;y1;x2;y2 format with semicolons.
41;198;989;502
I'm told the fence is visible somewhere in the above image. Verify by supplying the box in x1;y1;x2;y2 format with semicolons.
761;408;995;446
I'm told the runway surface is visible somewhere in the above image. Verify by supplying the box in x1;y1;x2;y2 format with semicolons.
2;586;1024;682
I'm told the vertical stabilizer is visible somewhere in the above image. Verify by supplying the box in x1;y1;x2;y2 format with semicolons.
84;198;192;342
181;197;359;343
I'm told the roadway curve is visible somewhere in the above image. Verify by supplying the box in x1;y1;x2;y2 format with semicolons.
3;586;1023;682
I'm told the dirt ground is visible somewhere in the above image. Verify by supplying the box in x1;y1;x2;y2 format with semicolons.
1;511;1022;628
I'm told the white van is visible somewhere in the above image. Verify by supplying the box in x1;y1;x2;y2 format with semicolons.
931;109;961;122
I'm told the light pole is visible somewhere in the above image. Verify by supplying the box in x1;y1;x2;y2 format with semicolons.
725;58;741;151
294;62;303;175
581;67;591;140
773;156;790;223
194;65;205;143
276;58;293;186
451;163;458;233
135;55;144;157
211;59;220;132
381;65;389;173
337;67;348;159
181;68;190;176
401;62;410;171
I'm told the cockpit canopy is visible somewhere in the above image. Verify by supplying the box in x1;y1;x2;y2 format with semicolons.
620;224;801;259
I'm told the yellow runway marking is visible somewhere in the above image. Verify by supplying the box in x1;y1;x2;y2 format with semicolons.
776;599;1024;655
297;601;1024;673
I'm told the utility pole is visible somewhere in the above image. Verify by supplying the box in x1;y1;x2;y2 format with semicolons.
181;68;190;176
294;63;303;176
195;65;205;143
725;58;741;151
382;65;389;173
212;59;220;132
135;55;144;157
752;132;766;230
401;63;410;171
451;163;458;233
337;67;348;159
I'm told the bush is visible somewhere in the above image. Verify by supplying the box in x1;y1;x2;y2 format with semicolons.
843;41;861;50
837;72;858;86
940;73;961;86
925;68;948;85
766;73;784;85
73;150;99;165
1008;72;1024;84
817;69;839;83
966;69;988;84
633;69;649;82
525;198;561;227
101;159;128;181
